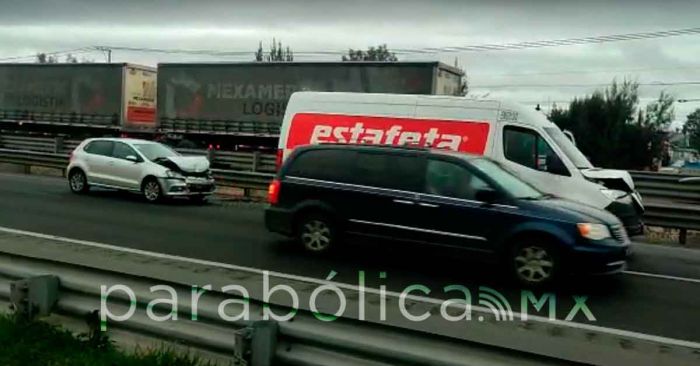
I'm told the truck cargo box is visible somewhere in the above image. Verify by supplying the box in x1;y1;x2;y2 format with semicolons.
157;62;463;137
0;63;156;131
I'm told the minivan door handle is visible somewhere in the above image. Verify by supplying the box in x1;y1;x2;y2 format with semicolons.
418;202;440;208
392;199;415;205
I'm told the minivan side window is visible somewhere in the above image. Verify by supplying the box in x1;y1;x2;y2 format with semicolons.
424;159;490;200
286;149;355;183
83;140;114;156
353;152;424;192
112;142;139;161
503;126;570;176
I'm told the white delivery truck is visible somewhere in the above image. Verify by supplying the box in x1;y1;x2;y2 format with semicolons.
277;92;644;235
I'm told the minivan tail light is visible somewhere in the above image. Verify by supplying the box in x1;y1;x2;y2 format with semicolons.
275;149;283;170
268;179;281;205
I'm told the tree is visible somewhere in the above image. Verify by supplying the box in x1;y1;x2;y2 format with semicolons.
683;108;700;151
255;38;293;62
644;91;675;128
342;44;398;62
36;53;58;64
65;53;79;63
36;52;93;64
548;79;672;170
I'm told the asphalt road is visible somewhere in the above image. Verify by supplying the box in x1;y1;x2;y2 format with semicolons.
1;172;699;342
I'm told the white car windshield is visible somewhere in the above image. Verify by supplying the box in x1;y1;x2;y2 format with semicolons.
133;143;180;161
544;127;593;169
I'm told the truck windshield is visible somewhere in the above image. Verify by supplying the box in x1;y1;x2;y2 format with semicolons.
470;158;542;199
134;143;180;161
544;127;593;169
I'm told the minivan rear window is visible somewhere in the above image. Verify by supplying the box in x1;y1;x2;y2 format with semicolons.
287;149;424;192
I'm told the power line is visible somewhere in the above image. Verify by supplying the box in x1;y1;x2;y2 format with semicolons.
471;81;700;89
474;64;700;78
94;26;700;58
393;27;700;54
1;25;697;63
0;47;94;62
3;26;700;65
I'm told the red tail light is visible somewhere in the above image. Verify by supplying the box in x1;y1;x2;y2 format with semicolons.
268;179;281;205
275;149;283;170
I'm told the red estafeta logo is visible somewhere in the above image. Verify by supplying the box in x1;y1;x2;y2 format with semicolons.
286;113;490;154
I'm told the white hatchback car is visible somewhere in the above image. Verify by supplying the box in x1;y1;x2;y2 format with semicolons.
67;138;215;202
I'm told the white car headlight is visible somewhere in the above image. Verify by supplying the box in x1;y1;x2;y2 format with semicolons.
166;170;184;179
577;223;611;240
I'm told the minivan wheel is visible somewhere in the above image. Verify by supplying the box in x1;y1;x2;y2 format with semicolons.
511;242;558;287
297;214;335;253
142;178;163;203
68;169;89;194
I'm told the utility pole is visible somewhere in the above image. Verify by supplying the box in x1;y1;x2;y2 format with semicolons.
94;46;112;63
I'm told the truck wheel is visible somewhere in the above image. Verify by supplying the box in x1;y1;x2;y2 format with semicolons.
296;214;336;254
68;169;89;194
510;241;559;287
142;178;163;203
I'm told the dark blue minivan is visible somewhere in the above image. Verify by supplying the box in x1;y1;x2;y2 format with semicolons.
265;144;631;286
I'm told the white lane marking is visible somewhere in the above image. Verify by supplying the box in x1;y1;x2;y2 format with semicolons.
632;241;700;255
1;225;700;349
623;270;700;284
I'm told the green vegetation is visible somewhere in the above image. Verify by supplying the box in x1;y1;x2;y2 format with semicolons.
549;79;674;170
0;314;214;366
683;108;700;152
342;44;398;61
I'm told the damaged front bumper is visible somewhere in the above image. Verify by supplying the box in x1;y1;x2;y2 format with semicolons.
158;176;216;196
605;192;644;236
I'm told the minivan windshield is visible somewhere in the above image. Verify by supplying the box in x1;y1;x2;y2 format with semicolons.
133;143;180;161
544;127;593;169
470;158;543;199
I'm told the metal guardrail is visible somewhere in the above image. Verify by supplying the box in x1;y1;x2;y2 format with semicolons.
0;109;119;127
0;134;82;155
159;118;281;137
1;230;699;366
176;148;277;173
630;171;700;244
630;171;700;202
0;148;68;171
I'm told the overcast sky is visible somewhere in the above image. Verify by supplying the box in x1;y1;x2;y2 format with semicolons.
1;0;699;126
